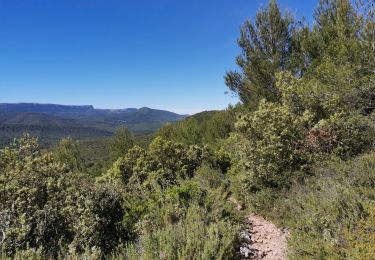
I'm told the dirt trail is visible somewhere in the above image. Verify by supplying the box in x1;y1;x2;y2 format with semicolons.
239;214;289;260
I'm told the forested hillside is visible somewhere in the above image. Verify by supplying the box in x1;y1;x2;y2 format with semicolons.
0;0;374;259
0;104;186;146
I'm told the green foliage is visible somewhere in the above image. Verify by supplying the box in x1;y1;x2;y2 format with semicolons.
225;0;302;105
102;137;212;188
100;138;220;240
53;137;85;172
237;151;375;259
229;66;374;189
0;135;126;258
1;1;375;259
115;164;240;260
229;100;314;189
309;112;375;158
311;0;369;65
0;135;70;257
99;137;241;260
121;205;239;260
227;0;374;109
0;124;113;149
12;247;44;260
343;204;375;260
286;179;365;259
295;59;375;117
225;2;375;258
75;137;113;177
110;127;134;161
265;152;375;259
157;110;235;147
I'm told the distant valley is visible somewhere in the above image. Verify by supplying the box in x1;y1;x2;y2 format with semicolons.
0;103;187;146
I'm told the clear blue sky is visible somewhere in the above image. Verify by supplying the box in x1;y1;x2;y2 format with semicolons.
0;0;317;114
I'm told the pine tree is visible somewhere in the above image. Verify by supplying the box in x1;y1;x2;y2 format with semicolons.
110;127;134;160
54;137;85;172
225;0;300;106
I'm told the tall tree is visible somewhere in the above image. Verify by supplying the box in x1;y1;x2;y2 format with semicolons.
54;137;85;172
312;0;362;62
302;0;375;114
225;0;300;105
304;0;374;69
110;127;134;160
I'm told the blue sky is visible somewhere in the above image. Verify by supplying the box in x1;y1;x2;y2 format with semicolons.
0;0;317;114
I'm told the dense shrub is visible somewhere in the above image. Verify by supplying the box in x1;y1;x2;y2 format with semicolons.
53;137;85;172
344;204;375;260
229;69;374;190
117;166;240;260
121;205;240;260
157;109;235;147
309;112;375;158
254;152;375;259
102;137;212;189
0;135;126;258
228;100;315;189
110;127;134;161
96;136;241;259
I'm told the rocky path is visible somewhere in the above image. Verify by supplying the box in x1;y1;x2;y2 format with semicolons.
239;214;289;260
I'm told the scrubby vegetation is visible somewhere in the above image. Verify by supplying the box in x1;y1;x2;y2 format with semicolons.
1;0;374;259
0;134;240;259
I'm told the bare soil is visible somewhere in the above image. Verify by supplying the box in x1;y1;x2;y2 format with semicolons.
239;214;289;260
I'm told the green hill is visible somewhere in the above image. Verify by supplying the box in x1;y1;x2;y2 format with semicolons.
0;103;187;146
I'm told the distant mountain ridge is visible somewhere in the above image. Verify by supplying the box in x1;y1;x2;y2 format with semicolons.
0;103;187;146
0;103;94;113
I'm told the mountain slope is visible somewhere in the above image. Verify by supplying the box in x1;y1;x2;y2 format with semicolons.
0;103;187;146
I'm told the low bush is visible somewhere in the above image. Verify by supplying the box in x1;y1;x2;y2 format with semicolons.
251;152;375;259
118;205;240;260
